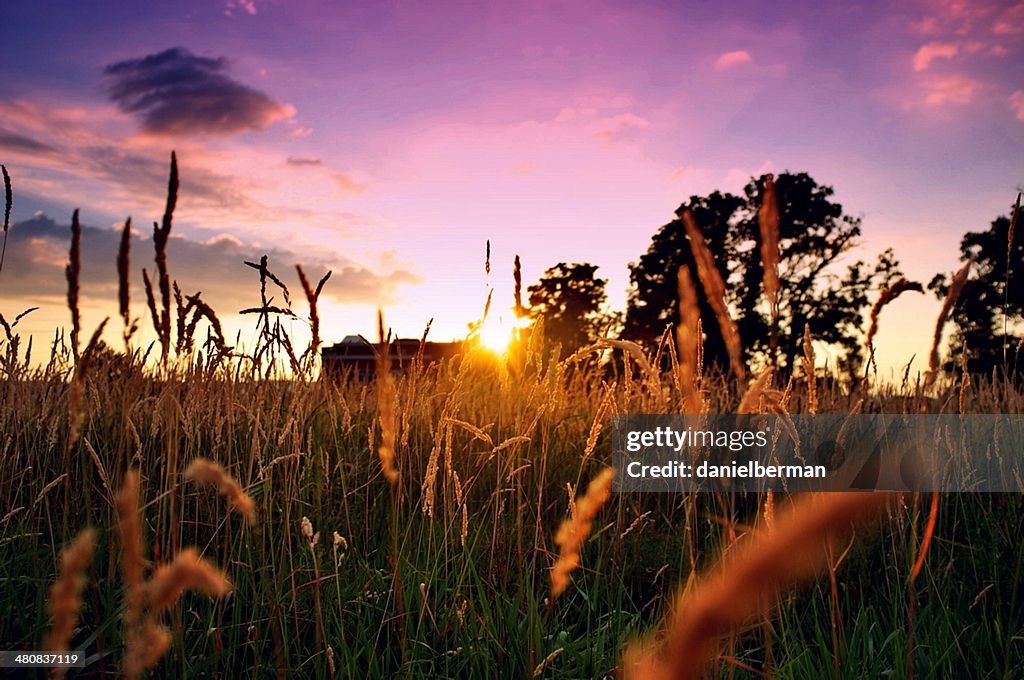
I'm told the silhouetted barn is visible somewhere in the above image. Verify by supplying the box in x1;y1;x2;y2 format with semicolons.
321;335;462;380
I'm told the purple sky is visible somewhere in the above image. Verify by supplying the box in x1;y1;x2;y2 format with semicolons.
1;0;1021;375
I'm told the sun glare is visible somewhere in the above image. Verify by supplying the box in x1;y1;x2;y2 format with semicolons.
478;315;513;354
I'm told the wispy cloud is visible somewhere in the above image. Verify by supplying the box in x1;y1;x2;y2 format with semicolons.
224;0;257;17
912;42;958;71
921;75;983;105
922;75;979;105
0;100;370;238
104;48;294;136
592;113;649;141
2;213;418;310
1010;90;1024;121
713;50;752;71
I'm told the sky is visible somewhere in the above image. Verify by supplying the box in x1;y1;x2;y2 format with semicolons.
0;0;1021;377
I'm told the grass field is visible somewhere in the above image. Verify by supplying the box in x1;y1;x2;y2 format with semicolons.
1;168;1022;679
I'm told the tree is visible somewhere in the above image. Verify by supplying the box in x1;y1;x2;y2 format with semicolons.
928;197;1022;376
527;262;614;350
625;172;902;374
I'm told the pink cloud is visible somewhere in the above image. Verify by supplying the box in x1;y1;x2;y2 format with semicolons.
912;42;958;71
923;75;979;105
592;113;649;141
992;2;1024;34
713;50;752;70
1010;91;1024;121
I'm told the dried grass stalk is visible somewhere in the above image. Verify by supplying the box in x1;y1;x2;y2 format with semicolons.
117;217;134;346
758;173;781;312
598;339;658;384
297;265;332;367
514;255;524;318
185;293;231;357
926;259;972;387
910;491;940;584
66;209;82;362
624;492;893;680
116;470;146;678
678;209;745;381
1;164;12;272
376;310;399;486
125;623;171;679
737;369;774;414
142;547;230;612
866;278;924;370
185;459;256;524
803;324;817;415
676;266;704;414
2;164;10;232
43;528;97;660
550;467;614;597
1009;192;1021;252
153;153;178;361
68;319;110;446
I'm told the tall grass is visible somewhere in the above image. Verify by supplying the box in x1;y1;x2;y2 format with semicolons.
0;159;1021;678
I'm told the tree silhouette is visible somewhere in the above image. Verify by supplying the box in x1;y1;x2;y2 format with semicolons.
527;262;614;350
928;197;1022;376
625;172;902;373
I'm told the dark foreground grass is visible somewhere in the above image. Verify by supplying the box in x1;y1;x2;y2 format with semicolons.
1;355;1022;679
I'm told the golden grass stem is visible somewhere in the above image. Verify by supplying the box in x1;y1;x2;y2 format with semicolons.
678;209;745;381
624;492;894;680
866;278;924;374
376;310;400;486
926;259;972;388
758;173;781;364
676;265;704;414
66;209;81;363
43;528;97;663
550;467;614;597
184;458;256;524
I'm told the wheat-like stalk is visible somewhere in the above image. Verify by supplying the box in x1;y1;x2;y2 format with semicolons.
0;164;10;274
142;547;230;612
513;254;524;318
758;173;781;360
42;528;97;666
678;209;745;381
66;209;82;363
737;368;774;414
152;152;178;362
926;259;972;387
297;265;332;369
550;467;614;597
377;311;400;486
184;458;256;524
116;217;135;349
116;470;147;679
624;492;894;679
676;265;704;413
802;324;818;414
866;278;924;373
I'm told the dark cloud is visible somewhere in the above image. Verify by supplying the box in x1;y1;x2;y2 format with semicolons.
104;47;294;136
2;213;419;314
0;130;59;154
286;157;323;167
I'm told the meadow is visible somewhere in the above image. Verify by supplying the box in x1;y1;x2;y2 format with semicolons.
0;160;1022;679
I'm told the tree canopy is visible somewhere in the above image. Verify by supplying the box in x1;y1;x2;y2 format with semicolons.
929;197;1022;376
624;172;901;373
527;262;614;351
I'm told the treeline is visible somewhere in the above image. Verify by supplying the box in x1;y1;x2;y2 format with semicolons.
525;171;1021;378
